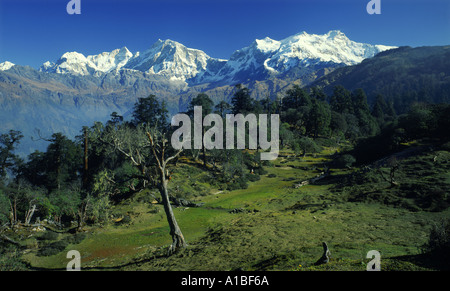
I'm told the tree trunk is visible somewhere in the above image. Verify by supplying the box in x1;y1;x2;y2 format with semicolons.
202;128;207;167
83;127;89;190
158;170;187;254
25;204;37;225
77;201;89;232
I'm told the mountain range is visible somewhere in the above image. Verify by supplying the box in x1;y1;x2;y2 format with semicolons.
35;30;394;85
0;30;397;156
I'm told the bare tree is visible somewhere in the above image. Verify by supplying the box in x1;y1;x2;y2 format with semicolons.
377;156;399;187
99;123;186;254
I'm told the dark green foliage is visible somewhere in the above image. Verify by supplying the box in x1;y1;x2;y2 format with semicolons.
306;98;331;138
0;130;23;179
422;219;450;270
38;231;59;241
18;133;82;192
187;93;214;117
231;84;255;114
332;149;450;212
38;239;69;256
330;85;352;114
333;154;356;168
282;85;312;111
68;232;87;244
294;137;322;156
311;46;450;114
132;94;169;131
0;188;9;224
214;100;232;117
0;245;28;271
37;232;86;257
352;103;450;165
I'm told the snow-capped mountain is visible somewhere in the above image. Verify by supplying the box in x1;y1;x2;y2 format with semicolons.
0;61;15;71
199;30;396;84
38;30;396;84
39;47;133;76
123;39;227;81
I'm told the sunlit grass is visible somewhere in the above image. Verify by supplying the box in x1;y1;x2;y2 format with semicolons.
23;146;450;271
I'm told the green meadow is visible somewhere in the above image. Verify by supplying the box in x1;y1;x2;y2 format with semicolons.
20;146;450;271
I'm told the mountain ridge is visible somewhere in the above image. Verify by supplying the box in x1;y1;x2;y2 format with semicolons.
32;30;395;85
0;30;398;156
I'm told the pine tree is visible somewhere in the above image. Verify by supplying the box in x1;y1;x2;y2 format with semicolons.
231;84;254;114
132;95;169;131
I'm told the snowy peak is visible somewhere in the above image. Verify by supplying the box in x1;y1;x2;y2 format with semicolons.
254;37;281;53
200;30;396;84
124;39;214;81
88;47;133;73
0;61;15;71
40;47;134;76
38;30;396;84
268;30;396;69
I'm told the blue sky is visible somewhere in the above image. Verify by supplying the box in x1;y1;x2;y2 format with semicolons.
0;0;449;68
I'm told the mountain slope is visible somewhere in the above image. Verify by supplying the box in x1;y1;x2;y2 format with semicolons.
309;45;450;112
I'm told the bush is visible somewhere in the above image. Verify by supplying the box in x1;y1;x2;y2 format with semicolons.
422;219;450;269
38;231;59;241
441;141;450;152
246;173;261;182
333;154;356;168
0;246;28;271
38;240;69;257
65;233;87;245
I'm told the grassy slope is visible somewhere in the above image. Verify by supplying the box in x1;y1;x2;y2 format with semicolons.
22;146;450;271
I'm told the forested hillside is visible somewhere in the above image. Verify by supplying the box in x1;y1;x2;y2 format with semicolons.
1;83;449;271
310;46;450;113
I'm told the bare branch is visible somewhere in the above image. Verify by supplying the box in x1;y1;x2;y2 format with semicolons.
146;131;163;170
164;148;183;168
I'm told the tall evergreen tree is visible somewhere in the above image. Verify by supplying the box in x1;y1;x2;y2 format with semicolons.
132;95;169;131
231;84;254;114
330;85;352;114
187;93;214;117
188;93;214;167
0;130;23;180
351;89;379;136
215;100;232;118
282;85;311;111
307;99;331;138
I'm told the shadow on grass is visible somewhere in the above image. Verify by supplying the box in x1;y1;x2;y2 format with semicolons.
28;250;172;271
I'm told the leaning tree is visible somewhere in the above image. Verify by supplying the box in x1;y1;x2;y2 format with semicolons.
98;122;186;254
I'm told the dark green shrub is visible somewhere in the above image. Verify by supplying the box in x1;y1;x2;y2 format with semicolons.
422;219;450;270
441;141;450;152
0;246;28;271
38;231;59;241
38;240;69;256
246;173;261;182
65;233;87;244
333;154;356;168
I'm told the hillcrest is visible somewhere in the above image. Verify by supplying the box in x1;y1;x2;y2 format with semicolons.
171;106;280;160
